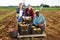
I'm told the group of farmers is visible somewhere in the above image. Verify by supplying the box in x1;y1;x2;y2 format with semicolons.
16;2;46;33
8;3;46;39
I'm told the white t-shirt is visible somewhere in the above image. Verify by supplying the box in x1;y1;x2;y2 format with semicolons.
19;10;23;17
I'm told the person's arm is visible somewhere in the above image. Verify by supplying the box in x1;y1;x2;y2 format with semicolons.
16;7;19;13
42;15;46;26
31;8;34;19
36;15;46;26
22;10;25;16
33;16;37;25
25;8;28;16
16;8;19;17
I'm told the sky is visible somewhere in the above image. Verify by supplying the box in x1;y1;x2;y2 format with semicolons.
0;0;60;6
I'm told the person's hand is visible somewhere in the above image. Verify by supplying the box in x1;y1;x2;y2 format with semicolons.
16;14;19;17
36;24;45;26
29;16;31;20
23;18;26;20
36;24;39;26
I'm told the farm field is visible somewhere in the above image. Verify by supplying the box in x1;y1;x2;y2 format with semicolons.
0;7;60;40
40;10;60;40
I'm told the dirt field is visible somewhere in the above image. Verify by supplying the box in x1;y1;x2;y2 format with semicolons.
0;10;60;40
40;10;60;40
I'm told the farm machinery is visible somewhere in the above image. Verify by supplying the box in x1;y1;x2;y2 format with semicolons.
17;0;46;40
17;16;47;40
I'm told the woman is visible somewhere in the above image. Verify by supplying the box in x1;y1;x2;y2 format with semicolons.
25;4;34;19
16;3;25;34
16;3;25;22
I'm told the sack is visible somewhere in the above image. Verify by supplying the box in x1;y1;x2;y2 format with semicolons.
10;31;18;38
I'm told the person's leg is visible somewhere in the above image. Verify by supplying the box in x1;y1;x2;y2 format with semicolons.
18;24;21;34
39;26;45;34
31;18;33;23
17;16;23;22
28;24;33;34
28;24;36;34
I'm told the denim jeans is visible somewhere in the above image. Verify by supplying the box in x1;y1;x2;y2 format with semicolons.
17;16;23;22
18;24;21;34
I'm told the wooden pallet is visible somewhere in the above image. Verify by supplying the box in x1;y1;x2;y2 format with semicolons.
17;32;47;40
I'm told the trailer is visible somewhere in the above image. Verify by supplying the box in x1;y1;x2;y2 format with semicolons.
17;16;47;40
17;32;47;40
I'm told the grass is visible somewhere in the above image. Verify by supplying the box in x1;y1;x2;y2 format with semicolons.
33;7;40;10
44;7;60;10
0;6;17;10
33;7;60;10
0;6;60;10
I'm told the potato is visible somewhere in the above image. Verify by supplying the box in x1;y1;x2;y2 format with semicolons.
33;28;37;30
32;26;35;29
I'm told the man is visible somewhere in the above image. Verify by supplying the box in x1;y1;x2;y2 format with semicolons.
33;10;46;34
25;4;34;19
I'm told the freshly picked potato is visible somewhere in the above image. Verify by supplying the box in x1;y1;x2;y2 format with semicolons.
21;30;25;32
22;16;31;20
2;37;11;40
37;28;41;30
23;22;25;24
19;22;22;24
26;30;28;31
32;26;35;29
21;30;28;32
33;28;37;31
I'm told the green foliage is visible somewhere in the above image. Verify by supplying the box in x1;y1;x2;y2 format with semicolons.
0;6;60;10
0;6;17;10
44;7;60;10
32;6;60;10
51;6;60;8
32;6;40;10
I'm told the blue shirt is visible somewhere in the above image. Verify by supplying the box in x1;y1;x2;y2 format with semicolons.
33;14;46;26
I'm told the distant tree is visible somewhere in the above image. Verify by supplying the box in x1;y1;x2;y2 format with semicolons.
40;3;44;10
40;3;44;7
40;3;49;7
43;5;49;7
51;6;60;8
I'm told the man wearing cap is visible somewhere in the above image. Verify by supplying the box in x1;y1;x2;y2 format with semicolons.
33;10;46;34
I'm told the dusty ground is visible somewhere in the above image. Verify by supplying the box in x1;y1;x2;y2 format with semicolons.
0;10;60;40
41;10;60;40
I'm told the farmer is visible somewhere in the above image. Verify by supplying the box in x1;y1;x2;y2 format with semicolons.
16;3;25;22
33;10;46;34
16;3;25;34
25;4;34;20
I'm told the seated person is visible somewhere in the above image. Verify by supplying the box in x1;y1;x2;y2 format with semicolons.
33;10;46;34
16;3;25;22
25;4;34;22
